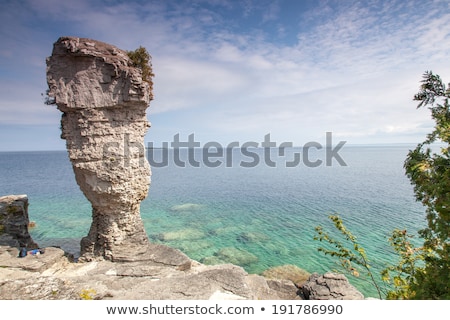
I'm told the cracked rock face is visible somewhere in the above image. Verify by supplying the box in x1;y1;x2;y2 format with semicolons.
0;195;38;249
301;272;364;300
46;37;153;261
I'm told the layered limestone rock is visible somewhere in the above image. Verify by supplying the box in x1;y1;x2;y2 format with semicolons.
0;246;301;300
0;195;38;249
46;37;156;262
301;272;364;300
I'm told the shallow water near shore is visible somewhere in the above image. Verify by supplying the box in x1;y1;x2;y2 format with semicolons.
0;145;426;298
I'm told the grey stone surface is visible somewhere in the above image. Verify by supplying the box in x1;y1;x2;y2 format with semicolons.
0;276;79;300
0;246;65;272
0;195;38;249
246;274;301;300
301;272;364;300
46;37;154;262
0;245;302;300
266;279;301;299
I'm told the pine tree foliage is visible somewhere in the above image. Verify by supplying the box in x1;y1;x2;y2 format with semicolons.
127;46;154;85
403;71;450;299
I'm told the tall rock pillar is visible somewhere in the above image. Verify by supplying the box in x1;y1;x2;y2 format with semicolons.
46;37;153;261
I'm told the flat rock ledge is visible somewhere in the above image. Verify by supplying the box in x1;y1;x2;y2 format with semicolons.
0;245;300;300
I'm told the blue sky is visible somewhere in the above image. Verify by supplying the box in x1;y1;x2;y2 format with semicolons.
1;0;450;151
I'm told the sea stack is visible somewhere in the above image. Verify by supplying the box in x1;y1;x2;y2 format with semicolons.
46;37;153;261
0;195;38;250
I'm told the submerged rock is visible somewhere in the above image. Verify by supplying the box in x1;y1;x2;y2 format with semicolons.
201;256;224;265
236;231;269;244
177;239;213;253
214;247;258;266
262;264;311;286
156;228;206;241
170;203;204;212
214;226;241;235
46;37;155;262
263;242;289;256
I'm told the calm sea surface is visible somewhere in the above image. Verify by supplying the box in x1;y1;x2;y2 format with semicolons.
0;146;426;297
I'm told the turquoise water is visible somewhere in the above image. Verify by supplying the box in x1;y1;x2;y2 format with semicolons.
0;146;426;297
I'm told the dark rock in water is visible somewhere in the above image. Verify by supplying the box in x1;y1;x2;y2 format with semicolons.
156;228;205;241
213;247;258;266
206;229;217;236
236;232;269;244
0;195;38;249
201;256;224;265
301;272;364;300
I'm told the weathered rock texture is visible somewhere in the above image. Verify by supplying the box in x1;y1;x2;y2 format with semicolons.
46;37;154;261
0;245;301;300
301;272;364;300
0;195;38;249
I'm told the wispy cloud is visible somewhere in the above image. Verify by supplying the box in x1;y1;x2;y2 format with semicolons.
0;0;449;150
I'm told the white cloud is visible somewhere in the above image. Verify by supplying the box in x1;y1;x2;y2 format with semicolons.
152;56;251;113
1;0;450;149
0;80;59;125
262;1;280;23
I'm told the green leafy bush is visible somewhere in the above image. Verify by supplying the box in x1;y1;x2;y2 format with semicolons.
314;71;450;299
403;71;450;299
314;214;384;299
127;46;154;85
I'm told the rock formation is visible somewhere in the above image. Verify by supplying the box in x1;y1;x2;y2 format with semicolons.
46;37;162;262
301;272;364;300
0;195;38;249
0;244;301;300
